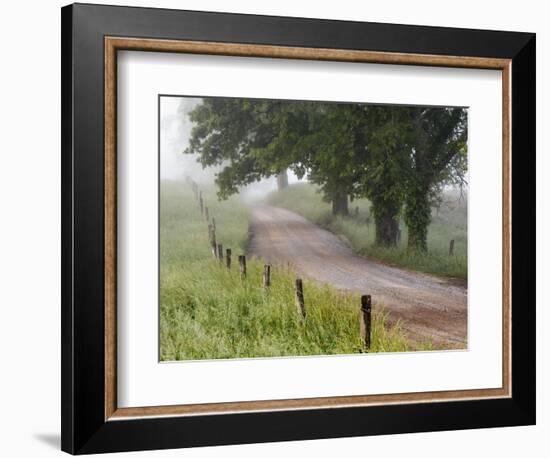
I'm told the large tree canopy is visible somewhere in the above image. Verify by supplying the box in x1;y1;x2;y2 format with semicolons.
185;97;467;251
402;107;468;251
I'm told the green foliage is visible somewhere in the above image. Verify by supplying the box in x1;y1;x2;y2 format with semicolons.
402;107;468;251
267;183;467;280
160;181;418;361
185;98;468;251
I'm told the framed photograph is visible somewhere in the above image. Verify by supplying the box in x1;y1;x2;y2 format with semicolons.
61;3;536;454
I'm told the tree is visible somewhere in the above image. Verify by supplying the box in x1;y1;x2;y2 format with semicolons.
186;98;299;198
402;107;467;251
355;106;413;246
185;98;467;250
186;98;359;216
276;170;289;190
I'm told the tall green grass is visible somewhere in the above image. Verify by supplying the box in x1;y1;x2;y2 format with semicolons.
267;183;467;280
160;180;416;361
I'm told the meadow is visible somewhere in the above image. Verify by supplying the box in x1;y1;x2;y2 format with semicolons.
267;183;467;280
160;180;416;361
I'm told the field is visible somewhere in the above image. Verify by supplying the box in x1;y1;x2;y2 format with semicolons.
267;183;468;280
160;180;417;361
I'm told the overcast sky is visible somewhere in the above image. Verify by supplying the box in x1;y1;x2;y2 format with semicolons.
159;96;204;181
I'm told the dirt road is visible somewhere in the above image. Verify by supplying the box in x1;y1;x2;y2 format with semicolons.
248;205;467;348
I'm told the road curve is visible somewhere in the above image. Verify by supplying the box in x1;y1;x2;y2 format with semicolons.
247;205;467;349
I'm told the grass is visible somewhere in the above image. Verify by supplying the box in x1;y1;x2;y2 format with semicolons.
160;180;417;361
267;183;467;280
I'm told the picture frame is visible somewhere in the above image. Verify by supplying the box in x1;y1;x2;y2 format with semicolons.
61;3;536;454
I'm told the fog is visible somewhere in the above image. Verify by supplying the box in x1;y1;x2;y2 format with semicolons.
160;96;302;202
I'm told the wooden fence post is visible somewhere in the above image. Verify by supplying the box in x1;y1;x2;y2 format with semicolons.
295;278;306;318
449;239;455;256
238;255;247;279
217;244;223;262
226;248;231;270
210;228;217;259
360;295;372;350
199;191;203;214
263;265;271;289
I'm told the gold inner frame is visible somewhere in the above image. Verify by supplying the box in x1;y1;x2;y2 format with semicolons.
104;36;512;421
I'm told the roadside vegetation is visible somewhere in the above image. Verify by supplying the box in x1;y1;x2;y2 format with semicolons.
160;181;417;361
267;183;467;280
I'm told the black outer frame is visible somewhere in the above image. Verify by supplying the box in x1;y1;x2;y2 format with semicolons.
61;3;536;454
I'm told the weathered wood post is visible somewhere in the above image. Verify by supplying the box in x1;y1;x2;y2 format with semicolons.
449;239;455;256
217;244;223;262
226;248;231;270
199;191;203;214
263;265;271;289
295;278;306;318
360;295;372;350
211;227;217;259
238;255;247;279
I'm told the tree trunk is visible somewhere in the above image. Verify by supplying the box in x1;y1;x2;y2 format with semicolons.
331;192;349;216
374;211;399;246
404;190;431;252
276;170;289;190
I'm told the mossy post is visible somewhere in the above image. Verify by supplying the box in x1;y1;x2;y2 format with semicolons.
360;295;372;350
263;265;271;289
226;248;231;270
295;279;306;318
238;255;247;280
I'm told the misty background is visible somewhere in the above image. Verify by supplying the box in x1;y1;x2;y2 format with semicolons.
160;96;301;201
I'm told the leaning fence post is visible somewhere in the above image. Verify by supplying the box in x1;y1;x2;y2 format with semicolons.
226;248;231;270
449;239;455;256
238;255;247;279
217;244;223;262
263;265;271;289
360;295;372;350
295;278;306;318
